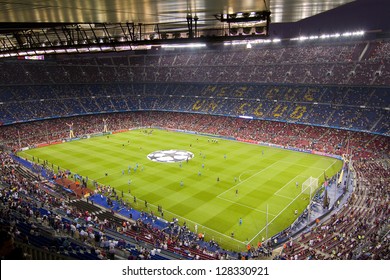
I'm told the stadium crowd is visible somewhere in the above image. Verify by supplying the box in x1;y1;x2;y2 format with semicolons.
1;111;388;162
278;157;389;260
0;83;388;135
1;39;389;85
1;111;389;260
0;38;389;135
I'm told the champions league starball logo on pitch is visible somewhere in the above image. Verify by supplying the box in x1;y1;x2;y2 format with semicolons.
147;150;194;163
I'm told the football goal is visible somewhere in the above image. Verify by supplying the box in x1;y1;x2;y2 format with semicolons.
301;176;318;196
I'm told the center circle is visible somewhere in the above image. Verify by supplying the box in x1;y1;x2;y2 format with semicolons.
147;150;194;163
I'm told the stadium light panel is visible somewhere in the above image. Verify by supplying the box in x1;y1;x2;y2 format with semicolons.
131;45;152;50
98;46;112;51
161;43;206;49
291;30;365;42
239;115;253;119
116;46;132;51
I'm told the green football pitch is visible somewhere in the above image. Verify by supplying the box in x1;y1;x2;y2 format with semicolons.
19;129;343;251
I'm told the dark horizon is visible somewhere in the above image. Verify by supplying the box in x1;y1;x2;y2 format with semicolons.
270;0;390;38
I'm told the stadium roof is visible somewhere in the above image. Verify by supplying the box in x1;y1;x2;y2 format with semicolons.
0;0;388;57
0;0;355;24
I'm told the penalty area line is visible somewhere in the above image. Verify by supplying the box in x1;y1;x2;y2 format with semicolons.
274;174;307;196
217;160;281;198
217;196;278;217
248;189;305;245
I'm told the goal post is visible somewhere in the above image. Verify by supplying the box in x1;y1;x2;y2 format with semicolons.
301;176;319;196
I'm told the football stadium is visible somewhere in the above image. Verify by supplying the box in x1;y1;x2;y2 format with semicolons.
0;0;389;262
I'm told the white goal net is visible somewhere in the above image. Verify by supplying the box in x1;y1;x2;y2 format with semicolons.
301;176;318;196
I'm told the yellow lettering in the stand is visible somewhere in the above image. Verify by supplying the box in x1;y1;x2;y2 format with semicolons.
290;105;307;120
